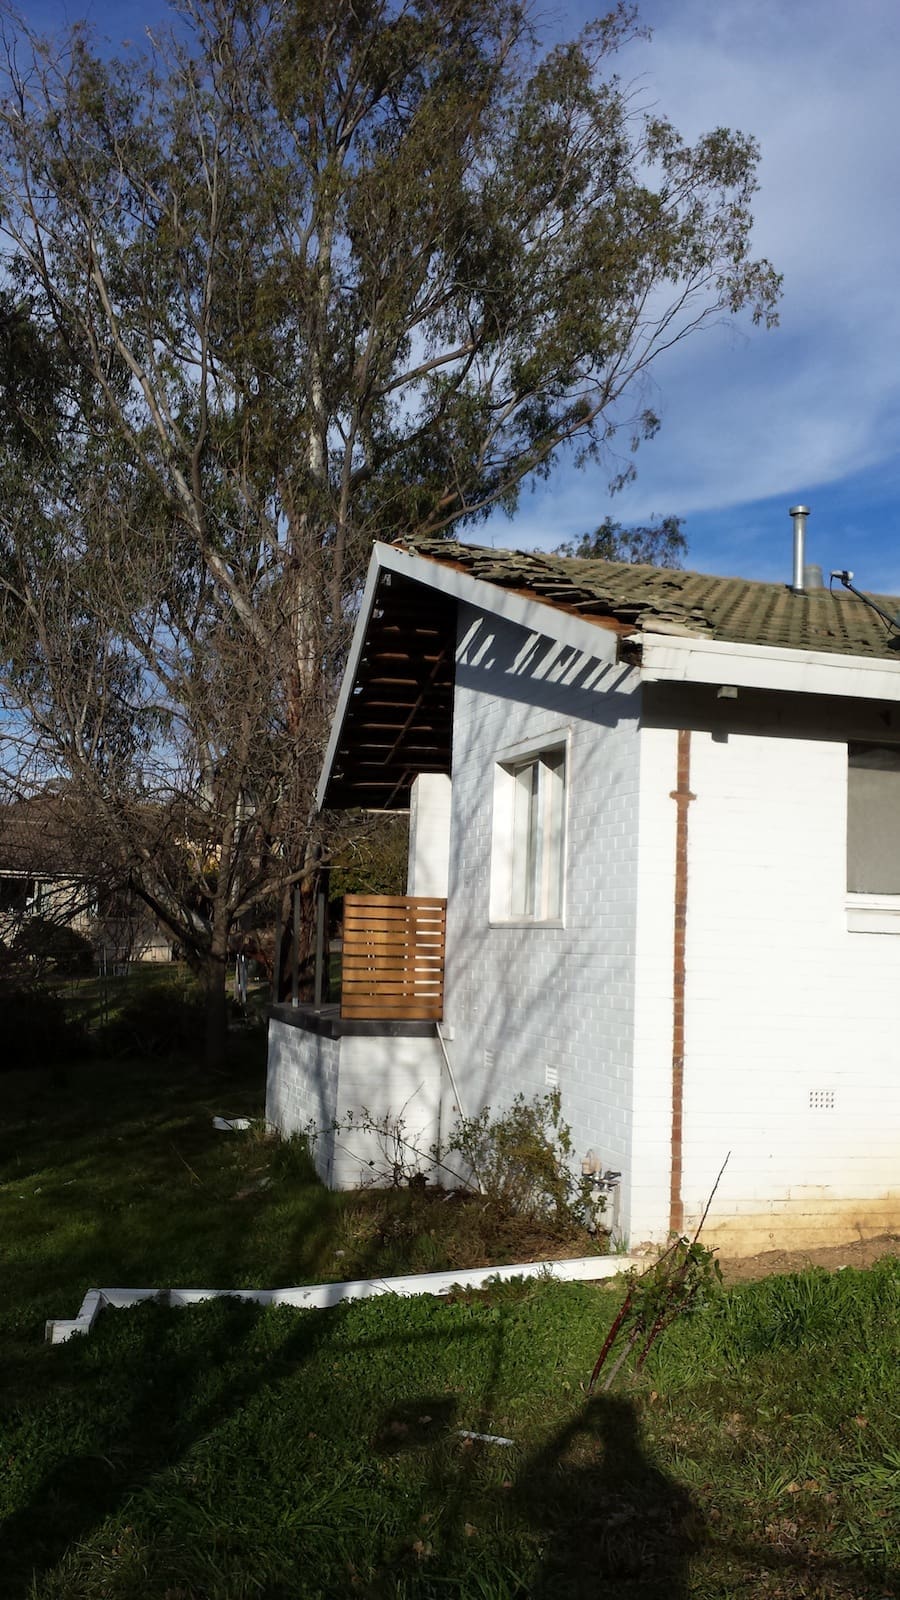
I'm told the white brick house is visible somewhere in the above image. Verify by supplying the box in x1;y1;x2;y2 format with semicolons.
267;537;900;1254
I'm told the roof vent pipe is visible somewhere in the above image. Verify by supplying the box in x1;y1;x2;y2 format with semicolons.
790;505;810;593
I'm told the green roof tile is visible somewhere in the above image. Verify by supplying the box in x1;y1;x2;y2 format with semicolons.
401;540;900;663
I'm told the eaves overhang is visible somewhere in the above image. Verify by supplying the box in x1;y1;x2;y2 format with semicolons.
637;630;900;703
317;543;623;811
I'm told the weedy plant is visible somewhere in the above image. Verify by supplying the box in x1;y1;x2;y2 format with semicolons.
319;1090;603;1236
589;1155;729;1391
445;1090;598;1231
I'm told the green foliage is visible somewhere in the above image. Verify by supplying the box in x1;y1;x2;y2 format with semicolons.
328;813;410;902
12;915;94;976
2;1052;900;1597
590;1234;723;1391
95;981;206;1058
268;1131;319;1186
555;513;687;566
446;1090;597;1229
4;1260;900;1597
0;0;778;1062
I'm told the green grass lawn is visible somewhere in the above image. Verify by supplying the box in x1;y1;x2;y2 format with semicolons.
3;1048;900;1598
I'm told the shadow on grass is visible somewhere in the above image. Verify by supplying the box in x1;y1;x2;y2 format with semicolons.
519;1395;698;1599
3;1304;502;1599
1;1300;331;1598
372;1386;699;1598
5;1294;899;1600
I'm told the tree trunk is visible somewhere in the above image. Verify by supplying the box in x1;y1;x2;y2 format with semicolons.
204;897;230;1067
204;947;228;1068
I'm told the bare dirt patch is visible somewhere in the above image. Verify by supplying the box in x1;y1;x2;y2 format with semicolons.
717;1232;900;1283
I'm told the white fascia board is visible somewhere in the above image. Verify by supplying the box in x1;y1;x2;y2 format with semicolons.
638;630;900;703
316;549;388;811
316;543;621;809
377;543;622;661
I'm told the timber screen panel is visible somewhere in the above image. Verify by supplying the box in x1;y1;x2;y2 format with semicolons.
340;894;446;1021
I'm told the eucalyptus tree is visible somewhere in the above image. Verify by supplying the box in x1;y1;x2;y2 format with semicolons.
555;514;688;566
0;0;779;1060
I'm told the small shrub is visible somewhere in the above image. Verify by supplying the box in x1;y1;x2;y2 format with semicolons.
446;1090;597;1231
12;916;94;976
97;983;205;1057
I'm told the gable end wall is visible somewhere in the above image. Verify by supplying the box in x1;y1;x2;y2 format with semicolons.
441;602;643;1233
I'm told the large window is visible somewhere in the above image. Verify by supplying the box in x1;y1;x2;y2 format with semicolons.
847;743;900;893
491;741;566;922
0;876;36;914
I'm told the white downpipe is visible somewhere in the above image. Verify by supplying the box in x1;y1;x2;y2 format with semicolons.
435;1021;466;1118
435;1021;485;1194
46;1253;637;1343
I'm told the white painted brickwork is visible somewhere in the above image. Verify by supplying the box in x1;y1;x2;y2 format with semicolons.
266;1017;340;1183
442;603;643;1231
676;723;900;1251
275;552;900;1250
629;724;679;1243
266;1017;443;1190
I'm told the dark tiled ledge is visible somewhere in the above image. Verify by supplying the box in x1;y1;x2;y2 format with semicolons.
268;1003;438;1039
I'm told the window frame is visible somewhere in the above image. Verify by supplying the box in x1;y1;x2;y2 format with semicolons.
489;732;569;926
846;741;900;931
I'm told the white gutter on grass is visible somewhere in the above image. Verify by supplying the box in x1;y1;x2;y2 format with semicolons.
45;1253;638;1344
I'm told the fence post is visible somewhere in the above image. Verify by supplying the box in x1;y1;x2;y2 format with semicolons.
291;885;300;1008
313;885;326;1009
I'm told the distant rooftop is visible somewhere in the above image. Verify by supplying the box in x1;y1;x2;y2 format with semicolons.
399;540;900;662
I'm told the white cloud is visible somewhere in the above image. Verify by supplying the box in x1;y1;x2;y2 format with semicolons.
507;0;900;574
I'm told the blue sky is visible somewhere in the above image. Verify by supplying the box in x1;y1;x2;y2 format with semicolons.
22;0;900;592
504;0;900;592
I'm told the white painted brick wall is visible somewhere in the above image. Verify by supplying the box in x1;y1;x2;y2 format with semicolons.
266;1017;340;1183
630;719;900;1251
442;603;642;1224
267;1017;444;1190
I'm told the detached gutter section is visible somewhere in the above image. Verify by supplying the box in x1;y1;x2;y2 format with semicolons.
46;1253;639;1345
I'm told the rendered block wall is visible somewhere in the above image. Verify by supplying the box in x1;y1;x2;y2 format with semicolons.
329;1033;444;1189
407;773;452;897
628;722;680;1244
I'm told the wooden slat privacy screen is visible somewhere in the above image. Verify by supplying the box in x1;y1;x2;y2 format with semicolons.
340;894;446;1021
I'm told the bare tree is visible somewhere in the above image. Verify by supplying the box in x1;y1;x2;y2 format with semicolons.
0;0;779;1060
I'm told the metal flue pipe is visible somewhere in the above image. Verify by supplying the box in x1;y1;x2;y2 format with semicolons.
790;505;810;592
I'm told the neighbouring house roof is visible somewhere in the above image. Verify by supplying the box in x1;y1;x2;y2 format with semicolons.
396;539;900;662
320;538;900;811
0;794;88;878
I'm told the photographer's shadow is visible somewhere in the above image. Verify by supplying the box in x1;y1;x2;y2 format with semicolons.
518;1394;702;1599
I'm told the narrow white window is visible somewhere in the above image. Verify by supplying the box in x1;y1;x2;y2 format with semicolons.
494;743;566;922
